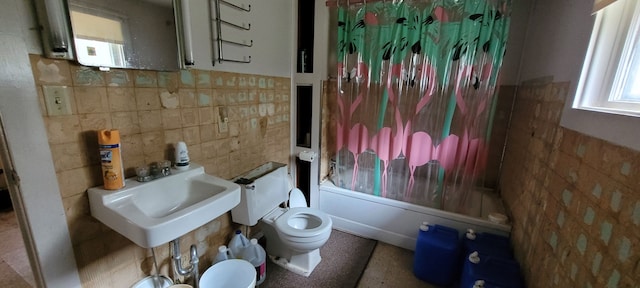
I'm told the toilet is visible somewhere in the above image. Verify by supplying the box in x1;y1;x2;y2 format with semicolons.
230;162;332;277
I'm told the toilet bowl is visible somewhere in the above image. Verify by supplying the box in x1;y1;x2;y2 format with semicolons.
230;162;333;277
260;189;332;277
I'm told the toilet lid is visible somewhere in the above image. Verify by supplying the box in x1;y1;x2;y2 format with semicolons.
275;208;332;240
289;188;307;208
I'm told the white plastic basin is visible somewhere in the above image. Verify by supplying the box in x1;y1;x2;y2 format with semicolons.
199;259;256;288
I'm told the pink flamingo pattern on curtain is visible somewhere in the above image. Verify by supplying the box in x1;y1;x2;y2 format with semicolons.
334;0;511;215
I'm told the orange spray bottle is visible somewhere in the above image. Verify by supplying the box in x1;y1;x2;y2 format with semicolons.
98;129;125;190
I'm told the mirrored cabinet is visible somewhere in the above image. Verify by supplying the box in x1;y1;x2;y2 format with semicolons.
34;0;192;71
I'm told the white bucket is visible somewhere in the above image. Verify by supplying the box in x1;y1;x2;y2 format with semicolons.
199;259;256;288
131;275;173;288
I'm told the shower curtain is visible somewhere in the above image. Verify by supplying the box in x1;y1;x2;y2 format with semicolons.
333;0;511;215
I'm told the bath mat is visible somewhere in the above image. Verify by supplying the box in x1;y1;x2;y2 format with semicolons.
260;229;377;288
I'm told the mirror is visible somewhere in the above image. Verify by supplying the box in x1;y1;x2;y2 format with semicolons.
67;0;181;71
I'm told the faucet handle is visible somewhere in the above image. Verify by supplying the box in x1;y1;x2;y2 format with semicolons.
159;160;172;176
135;165;152;182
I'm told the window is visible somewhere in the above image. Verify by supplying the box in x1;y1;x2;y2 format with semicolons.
560;0;640;151
574;0;640;117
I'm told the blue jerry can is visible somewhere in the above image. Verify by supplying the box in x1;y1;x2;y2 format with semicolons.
413;222;461;287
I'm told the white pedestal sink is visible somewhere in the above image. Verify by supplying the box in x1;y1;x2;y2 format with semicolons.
88;163;241;248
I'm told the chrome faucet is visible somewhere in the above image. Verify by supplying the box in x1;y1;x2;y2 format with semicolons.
136;160;172;182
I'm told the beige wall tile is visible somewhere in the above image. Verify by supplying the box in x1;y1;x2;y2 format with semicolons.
107;87;136;112
197;89;212;107
141;131;165;157
226;90;238;105
133;71;158;88
50;142;89;172
161;109;183;130
237;75;248;88
62;193;91;224
223;73;237;88
29;54;73;86
196;70;212;88
138;110;163;132
163;128;183;145
46;115;82;144
200;141;216;159
187;143;202;162
211;71;224;87
212;138;230;157
199;107;214;125
199;124;216;143
181;108;199;127
179;70;196;88
111;111;140;135
135;88;161;110
79;113;112;132
57;168;91;198
158;71;178;92
103;231;138;271
70;65;105;86
183;126;201;145
228;121;240;137
75;87;109;114
180;89;197;108
109;261;141;288
74;235;111;279
104;70;132;87
212;89;226;106
120;134;144;162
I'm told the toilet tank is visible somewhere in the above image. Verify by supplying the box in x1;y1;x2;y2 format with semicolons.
231;162;289;226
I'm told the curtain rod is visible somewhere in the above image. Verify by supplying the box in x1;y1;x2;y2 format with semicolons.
326;0;384;7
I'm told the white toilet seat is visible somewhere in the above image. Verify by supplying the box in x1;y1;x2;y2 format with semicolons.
275;207;332;240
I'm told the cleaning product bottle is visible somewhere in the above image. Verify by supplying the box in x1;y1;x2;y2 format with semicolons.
98;129;125;190
240;238;266;285
174;141;190;170
213;245;230;264
228;229;250;258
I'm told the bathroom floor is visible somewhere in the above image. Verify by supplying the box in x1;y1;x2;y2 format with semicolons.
357;242;439;288
0;208;438;288
0;209;35;288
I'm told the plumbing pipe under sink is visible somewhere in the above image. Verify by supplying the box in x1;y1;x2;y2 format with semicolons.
171;238;199;288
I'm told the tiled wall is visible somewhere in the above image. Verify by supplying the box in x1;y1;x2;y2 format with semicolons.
500;78;640;287
29;55;291;287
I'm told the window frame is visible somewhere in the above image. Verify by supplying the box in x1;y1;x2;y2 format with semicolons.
574;0;640;117
561;0;640;152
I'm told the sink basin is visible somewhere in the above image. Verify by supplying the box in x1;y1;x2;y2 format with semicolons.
88;163;241;248
200;259;256;288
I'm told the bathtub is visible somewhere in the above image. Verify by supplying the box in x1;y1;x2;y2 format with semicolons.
318;180;511;251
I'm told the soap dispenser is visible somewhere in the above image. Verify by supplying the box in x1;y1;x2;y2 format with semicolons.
174;141;190;170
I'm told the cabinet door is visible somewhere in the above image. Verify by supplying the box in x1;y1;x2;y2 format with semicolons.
292;0;329;208
188;0;293;76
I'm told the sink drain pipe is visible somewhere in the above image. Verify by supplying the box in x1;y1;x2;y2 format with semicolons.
171;238;200;288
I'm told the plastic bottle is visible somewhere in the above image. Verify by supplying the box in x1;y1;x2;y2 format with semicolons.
227;230;250;258
240;238;266;285
98;129;125;190
213;245;229;264
174;141;190;170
